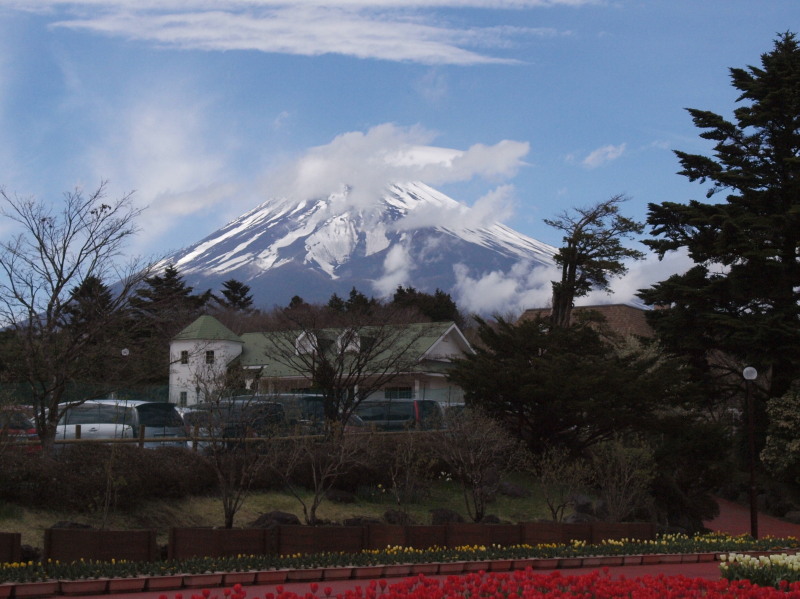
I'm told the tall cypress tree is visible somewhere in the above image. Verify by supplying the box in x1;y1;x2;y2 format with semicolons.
131;264;210;321
216;279;254;312
546;195;644;328
63;276;119;387
640;32;800;400
391;285;463;327
129;264;212;385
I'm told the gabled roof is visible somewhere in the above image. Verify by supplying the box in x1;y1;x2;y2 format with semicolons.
237;321;471;377
519;303;654;339
173;315;243;343
420;322;473;361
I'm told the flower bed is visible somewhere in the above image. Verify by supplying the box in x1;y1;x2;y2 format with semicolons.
721;551;800;588
158;569;800;599
0;533;797;585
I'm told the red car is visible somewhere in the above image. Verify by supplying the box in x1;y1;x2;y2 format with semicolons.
0;408;40;453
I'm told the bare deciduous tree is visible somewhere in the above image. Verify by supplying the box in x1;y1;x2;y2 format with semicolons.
0;182;154;452
590;435;655;522
531;444;591;522
184;358;272;529
378;429;432;517
432;408;523;522
264;429;372;525
261;306;438;432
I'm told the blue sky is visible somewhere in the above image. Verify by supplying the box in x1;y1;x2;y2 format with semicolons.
0;1;797;308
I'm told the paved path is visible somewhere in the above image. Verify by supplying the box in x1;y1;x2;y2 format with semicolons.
703;496;800;538
66;497;800;599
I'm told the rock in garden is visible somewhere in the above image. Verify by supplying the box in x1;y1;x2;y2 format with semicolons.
564;512;597;524
429;507;464;524
342;516;382;526
384;509;413;525
50;521;93;529
570;494;595;515
250;511;301;528
20;545;41;562
498;481;531;498
325;488;356;503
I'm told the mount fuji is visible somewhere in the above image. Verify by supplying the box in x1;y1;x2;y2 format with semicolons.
168;181;558;311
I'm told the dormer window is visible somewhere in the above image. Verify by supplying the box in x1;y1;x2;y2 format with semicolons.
337;329;360;353
296;331;317;355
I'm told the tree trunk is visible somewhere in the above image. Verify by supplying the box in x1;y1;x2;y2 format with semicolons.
550;283;573;329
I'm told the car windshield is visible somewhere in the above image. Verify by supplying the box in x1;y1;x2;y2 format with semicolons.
191;400;284;427
356;402;414;422
301;397;325;421
59;404;135;426
386;403;414;421
235;402;285;428
136;403;184;427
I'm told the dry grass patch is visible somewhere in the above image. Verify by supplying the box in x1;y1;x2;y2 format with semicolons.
0;476;551;553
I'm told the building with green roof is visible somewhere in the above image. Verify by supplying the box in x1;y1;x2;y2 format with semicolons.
169;315;473;407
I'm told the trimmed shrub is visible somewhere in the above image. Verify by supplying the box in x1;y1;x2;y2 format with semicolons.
0;444;216;512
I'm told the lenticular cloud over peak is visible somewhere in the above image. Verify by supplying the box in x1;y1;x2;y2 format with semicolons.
263;123;530;212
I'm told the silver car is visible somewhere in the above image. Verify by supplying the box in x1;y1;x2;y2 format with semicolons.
56;399;187;448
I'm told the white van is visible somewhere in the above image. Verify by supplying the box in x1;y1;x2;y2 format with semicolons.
56;399;187;448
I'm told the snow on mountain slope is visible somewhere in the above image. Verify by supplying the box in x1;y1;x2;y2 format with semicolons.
169;181;557;311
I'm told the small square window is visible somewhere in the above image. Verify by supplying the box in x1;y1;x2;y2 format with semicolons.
180;350;189;365
205;350;215;364
385;387;413;399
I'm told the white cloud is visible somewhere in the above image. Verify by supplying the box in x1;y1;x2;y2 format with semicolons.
465;185;517;226
423;140;530;183
450;248;696;316
582;143;626;169
2;1;587;65
372;243;414;296
648;139;671;150
581;248;695;306
264;123;532;306
414;69;449;103
395;183;518;233
452;260;558;316
74;111;527;259
272;110;291;129
266;123;529;210
87;89;241;255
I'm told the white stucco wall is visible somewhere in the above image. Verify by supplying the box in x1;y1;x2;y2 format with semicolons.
168;338;243;406
425;329;467;361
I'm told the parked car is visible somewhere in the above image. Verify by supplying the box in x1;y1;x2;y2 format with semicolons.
55;399;187;449
184;397;287;450
270;394;374;434
0;407;40;452
354;398;444;431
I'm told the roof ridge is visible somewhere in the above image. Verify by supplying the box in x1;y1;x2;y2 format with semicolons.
173;314;242;342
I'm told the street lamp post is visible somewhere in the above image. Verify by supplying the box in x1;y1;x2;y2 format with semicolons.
743;366;758;539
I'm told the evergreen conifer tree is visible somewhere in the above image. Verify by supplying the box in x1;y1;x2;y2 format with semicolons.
640;32;800;400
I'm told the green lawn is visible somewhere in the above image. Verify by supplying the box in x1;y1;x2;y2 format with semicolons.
1;475;553;548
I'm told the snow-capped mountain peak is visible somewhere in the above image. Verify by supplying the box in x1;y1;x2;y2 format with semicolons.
170;181;556;310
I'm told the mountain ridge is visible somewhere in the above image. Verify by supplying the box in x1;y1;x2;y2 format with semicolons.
168;181;557;310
